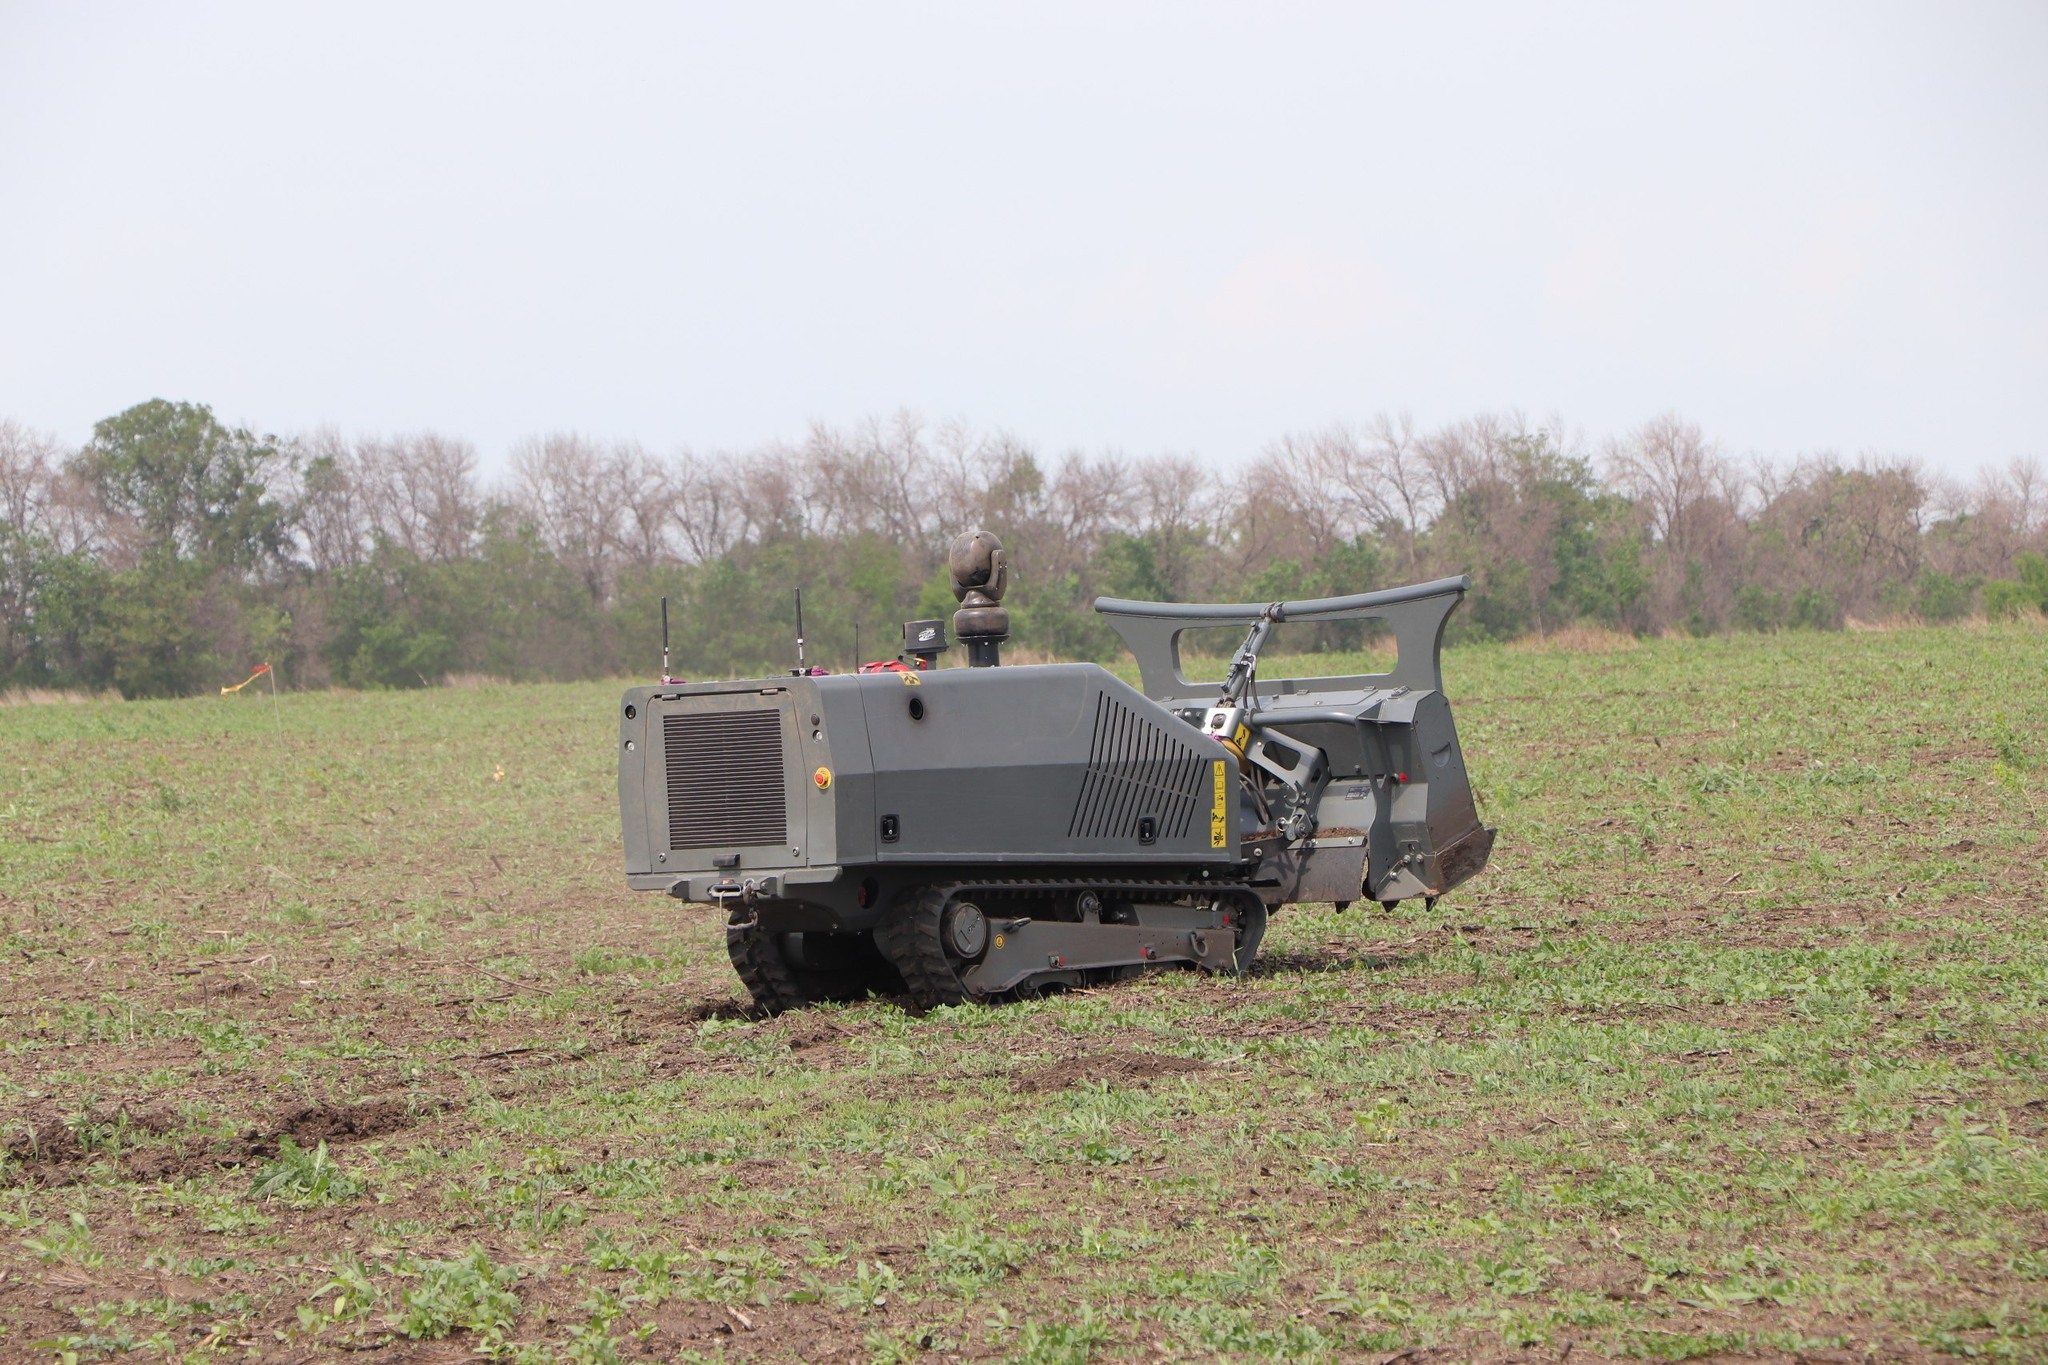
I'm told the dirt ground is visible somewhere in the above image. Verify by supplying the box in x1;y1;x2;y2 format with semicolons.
2;625;2045;1361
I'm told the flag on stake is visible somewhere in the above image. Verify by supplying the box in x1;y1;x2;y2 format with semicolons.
221;663;273;695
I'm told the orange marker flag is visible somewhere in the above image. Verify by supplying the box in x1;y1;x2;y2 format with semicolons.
221;663;273;695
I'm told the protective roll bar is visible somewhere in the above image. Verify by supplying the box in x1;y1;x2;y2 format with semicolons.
1093;575;1470;702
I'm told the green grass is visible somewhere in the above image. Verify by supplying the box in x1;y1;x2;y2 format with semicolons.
1;624;2045;1361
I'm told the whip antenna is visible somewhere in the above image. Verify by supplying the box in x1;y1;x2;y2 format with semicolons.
660;595;671;682
793;589;806;675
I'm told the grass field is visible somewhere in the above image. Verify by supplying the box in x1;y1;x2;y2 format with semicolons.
2;625;2045;1363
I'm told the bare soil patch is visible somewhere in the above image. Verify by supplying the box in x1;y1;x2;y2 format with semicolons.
4;1095;446;1190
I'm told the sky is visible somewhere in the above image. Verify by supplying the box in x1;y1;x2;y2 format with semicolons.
2;2;2044;478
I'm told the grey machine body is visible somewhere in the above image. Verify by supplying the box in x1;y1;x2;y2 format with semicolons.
617;537;1494;1011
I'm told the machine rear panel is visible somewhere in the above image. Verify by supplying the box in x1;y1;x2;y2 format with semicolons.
663;710;787;850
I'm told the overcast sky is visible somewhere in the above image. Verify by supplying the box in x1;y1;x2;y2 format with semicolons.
2;2;2043;477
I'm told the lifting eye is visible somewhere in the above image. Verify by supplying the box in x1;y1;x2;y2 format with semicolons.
908;696;925;721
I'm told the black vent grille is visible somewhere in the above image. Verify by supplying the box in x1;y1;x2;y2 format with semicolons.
1069;694;1209;842
664;710;788;850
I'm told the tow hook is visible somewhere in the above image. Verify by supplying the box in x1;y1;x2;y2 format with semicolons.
716;879;762;925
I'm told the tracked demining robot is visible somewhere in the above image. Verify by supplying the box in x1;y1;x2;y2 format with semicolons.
617;531;1494;1013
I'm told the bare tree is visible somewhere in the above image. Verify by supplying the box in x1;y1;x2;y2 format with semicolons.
286;426;372;574
508;432;639;602
610;443;680;570
1217;445;1296;582
1746;454;1929;619
1604;415;1739;561
1220;430;1365;588
2005;455;2048;540
0;420;63;540
0;421;72;675
726;441;808;546
1132;453;1216;599
355;433;481;562
808;412;941;549
1359;413;1435;571
1940;455;2048;578
964;433;1048;540
0;419;107;561
1419;411;1514;512
1603;414;1747;625
668;450;741;563
1043;451;1135;571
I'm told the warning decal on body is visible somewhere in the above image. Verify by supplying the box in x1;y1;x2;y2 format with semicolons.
1210;759;1228;848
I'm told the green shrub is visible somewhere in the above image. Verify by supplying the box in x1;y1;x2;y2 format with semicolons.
342;620;456;688
1789;587;1840;631
1913;569;1978;622
249;1138;363;1206
2023;551;2048;601
398;1246;521;1340
1731;584;1787;633
1983;552;2048;619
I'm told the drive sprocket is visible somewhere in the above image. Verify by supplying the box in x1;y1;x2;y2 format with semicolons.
874;884;997;1010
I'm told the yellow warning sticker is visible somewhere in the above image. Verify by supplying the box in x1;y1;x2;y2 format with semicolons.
1210;759;1228;847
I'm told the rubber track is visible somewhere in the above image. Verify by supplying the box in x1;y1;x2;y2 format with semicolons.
725;922;812;1014
873;885;971;1010
875;879;1266;1011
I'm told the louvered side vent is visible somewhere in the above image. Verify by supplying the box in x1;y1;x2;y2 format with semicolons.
1068;694;1209;841
664;710;788;850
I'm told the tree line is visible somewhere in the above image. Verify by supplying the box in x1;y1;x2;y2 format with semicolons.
2;400;2044;698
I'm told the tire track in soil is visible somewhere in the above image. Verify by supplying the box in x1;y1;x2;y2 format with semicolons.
3;1096;445;1187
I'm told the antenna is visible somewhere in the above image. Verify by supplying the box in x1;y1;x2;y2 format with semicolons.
660;596;672;682
792;588;806;676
